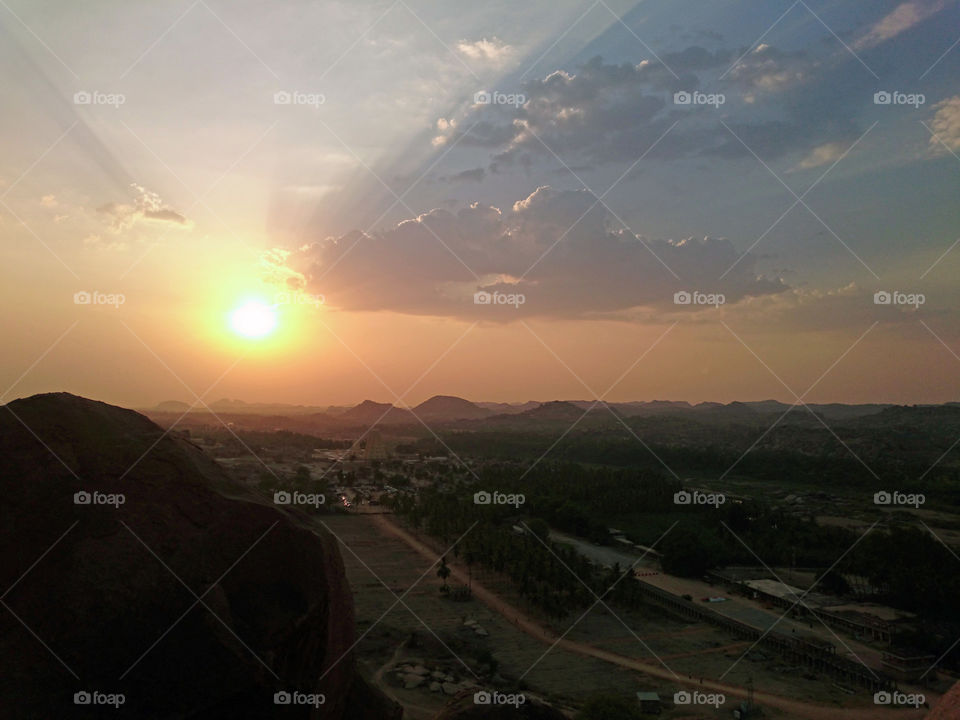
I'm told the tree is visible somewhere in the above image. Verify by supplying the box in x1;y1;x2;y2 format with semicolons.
294;465;311;483
525;518;550;542
817;569;850;596
660;527;717;577
437;556;451;593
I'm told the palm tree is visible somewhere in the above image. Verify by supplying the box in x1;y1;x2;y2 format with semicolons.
437;556;451;594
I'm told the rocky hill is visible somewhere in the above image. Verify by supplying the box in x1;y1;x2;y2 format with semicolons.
340;399;416;425
413;396;491;421
0;393;399;719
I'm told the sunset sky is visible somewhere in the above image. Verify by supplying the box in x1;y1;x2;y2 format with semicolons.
2;0;959;407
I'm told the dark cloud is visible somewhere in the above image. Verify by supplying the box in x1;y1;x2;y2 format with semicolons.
661;45;732;72
442;167;486;183
273;186;786;321
443;47;873;171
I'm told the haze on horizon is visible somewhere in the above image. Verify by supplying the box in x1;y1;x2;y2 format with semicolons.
2;0;959;409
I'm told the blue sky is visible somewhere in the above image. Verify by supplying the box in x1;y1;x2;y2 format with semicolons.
2;0;959;404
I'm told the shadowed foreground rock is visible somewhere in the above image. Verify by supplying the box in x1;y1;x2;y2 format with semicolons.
926;680;960;719
0;393;400;719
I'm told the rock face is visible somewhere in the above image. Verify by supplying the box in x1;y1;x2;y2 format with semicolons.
0;393;400;720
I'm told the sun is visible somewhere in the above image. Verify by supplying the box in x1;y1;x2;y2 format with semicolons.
229;300;277;339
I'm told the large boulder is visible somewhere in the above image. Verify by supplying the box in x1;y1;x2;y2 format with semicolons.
0;393;400;719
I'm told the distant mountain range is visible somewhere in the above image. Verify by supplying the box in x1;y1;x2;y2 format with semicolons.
150;398;329;415
140;395;930;427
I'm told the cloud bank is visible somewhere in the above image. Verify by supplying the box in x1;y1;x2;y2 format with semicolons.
271;185;786;320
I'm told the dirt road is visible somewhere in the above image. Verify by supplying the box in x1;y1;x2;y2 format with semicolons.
371;514;933;720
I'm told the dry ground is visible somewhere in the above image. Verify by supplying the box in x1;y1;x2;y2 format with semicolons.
316;514;936;719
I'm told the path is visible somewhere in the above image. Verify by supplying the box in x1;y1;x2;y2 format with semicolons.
370;637;439;720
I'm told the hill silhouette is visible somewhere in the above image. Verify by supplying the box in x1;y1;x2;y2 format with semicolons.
0;393;399;719
340;399;415;425
413;395;491;421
